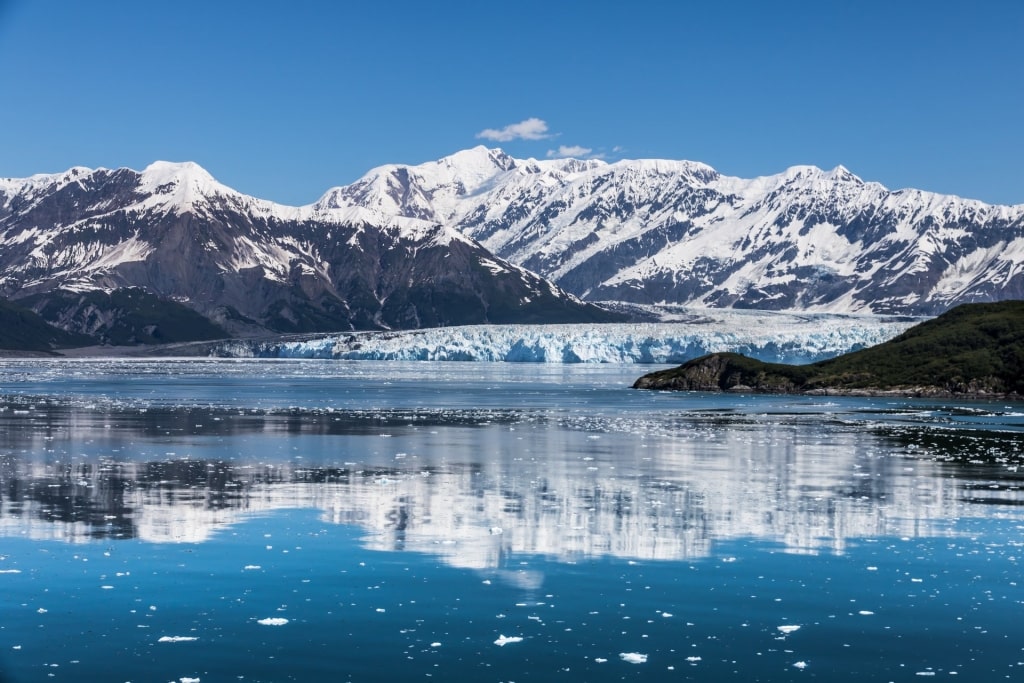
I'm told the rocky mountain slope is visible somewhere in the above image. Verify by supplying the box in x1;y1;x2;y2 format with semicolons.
632;301;1024;397
0;162;614;341
321;147;1024;315
0;298;93;353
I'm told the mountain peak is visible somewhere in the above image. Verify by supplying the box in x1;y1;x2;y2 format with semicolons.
444;146;517;172
140;160;217;188
137;161;227;210
826;164;863;184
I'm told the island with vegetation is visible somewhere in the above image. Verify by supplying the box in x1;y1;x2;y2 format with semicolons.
633;301;1024;398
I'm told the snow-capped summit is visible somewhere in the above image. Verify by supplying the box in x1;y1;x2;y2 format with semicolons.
136;160;232;213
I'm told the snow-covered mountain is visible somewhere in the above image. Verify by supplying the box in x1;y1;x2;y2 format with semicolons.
320;146;1024;315
209;309;920;364
4;147;1021;346
0;161;613;340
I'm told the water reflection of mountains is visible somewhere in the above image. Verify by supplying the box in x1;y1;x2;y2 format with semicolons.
3;450;1023;567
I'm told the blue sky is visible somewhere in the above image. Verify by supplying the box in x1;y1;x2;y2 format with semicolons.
1;0;1021;206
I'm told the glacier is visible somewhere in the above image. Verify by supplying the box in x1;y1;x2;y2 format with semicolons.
210;308;922;364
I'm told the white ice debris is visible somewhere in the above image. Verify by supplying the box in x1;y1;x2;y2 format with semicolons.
777;624;801;634
794;661;808;669
494;635;524;646
619;652;648;664
257;618;289;626
217;311;918;365
158;636;198;643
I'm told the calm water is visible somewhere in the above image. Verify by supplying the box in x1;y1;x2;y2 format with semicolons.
1;359;1023;682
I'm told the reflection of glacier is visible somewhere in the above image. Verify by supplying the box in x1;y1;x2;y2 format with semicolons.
2;420;1019;565
212;311;919;364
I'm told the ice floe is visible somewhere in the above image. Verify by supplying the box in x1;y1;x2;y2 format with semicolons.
494;634;523;646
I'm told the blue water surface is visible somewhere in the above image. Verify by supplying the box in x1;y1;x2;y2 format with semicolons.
0;360;1022;682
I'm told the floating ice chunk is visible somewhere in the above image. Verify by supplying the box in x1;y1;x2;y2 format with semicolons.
594;658;607;663
243;565;262;570
494;635;523;646
257;618;289;626
794;661;808;669
661;612;673;618
489;527;504;535
181;678;201;683
36;608;47;614
858;610;875;616
915;672;936;677
0;569;21;574
430;642;441;647
686;656;702;662
777;625;801;634
158;636;198;643
620;652;648;664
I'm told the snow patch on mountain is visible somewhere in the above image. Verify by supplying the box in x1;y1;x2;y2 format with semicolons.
211;309;919;364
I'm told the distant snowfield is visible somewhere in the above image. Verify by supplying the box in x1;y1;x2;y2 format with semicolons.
211;308;922;364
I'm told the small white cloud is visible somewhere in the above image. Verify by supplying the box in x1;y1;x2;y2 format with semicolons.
546;145;593;159
477;118;551;142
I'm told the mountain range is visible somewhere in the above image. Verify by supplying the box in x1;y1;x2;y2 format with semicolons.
324;147;1024;314
1;147;1022;347
0;159;610;345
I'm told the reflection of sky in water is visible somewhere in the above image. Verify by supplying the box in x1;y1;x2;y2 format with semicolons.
0;360;1022;681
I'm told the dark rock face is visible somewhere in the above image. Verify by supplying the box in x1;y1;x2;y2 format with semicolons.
0;162;616;341
0;297;93;352
632;353;810;393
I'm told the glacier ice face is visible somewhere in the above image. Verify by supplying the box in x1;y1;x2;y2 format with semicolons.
211;308;921;364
